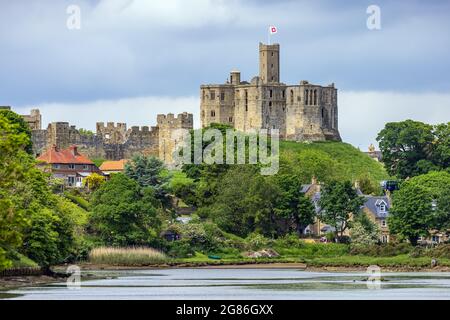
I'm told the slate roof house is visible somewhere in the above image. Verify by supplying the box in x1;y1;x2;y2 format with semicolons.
302;178;392;243
37;145;101;187
362;196;391;243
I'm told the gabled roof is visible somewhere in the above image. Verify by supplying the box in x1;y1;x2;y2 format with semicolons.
99;159;128;171
364;196;390;218
37;145;94;165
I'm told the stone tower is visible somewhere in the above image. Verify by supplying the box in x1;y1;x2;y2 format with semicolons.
259;42;280;83
200;42;341;142
157;112;194;165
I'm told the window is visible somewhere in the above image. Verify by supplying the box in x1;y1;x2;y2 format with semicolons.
68;176;75;186
220;92;225;101
322;108;324;118
269;101;272;107
381;220;387;227
68;164;75;170
210;110;216;117
271;64;273;69
271;52;274;56
210;91;215;100
269;90;273;98
83;165;89;170
229;116;233;122
290;90;294;104
379;203;386;212
245;90;248;110
53;164;60;169
282;90;285;98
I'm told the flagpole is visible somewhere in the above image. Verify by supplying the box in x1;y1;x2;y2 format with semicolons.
268;26;270;45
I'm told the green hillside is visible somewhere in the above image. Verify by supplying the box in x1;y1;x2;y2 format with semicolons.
279;141;389;184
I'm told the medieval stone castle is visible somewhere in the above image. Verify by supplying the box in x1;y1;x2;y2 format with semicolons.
6;42;340;164
200;43;341;141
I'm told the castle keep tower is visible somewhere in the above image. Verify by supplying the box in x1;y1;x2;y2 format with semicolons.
200;42;341;142
259;43;280;83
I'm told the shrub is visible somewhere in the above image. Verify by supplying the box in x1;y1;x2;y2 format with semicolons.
245;233;272;250
350;243;413;257
64;191;90;210
89;247;168;265
273;234;305;248
424;244;450;259
166;240;195;258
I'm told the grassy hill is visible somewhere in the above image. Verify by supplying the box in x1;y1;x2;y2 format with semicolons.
279;141;389;184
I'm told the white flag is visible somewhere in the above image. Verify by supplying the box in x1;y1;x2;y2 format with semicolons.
269;26;278;34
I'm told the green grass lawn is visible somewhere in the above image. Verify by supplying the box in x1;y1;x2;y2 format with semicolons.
175;253;450;268
280;141;390;183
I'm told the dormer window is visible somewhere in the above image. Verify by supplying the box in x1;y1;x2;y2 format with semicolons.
379;203;386;212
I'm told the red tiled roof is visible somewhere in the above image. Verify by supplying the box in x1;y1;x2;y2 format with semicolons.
99;159;128;171
37;145;94;165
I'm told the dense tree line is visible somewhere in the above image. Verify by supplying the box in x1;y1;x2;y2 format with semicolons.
1;114;449;271
377;120;450;179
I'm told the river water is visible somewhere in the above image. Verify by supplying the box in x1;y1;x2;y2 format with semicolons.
2;268;450;300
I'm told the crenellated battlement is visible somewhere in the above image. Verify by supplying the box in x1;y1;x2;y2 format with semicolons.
96;122;127;133
157;112;193;128
18;108;193;163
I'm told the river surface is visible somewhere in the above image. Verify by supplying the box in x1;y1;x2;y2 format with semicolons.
2;268;450;300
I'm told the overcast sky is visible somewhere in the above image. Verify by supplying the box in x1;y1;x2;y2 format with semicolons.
1;0;450;149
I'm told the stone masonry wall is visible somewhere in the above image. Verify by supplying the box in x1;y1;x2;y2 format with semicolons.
29;112;193;164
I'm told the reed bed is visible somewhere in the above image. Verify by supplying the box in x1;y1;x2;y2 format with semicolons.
89;246;168;266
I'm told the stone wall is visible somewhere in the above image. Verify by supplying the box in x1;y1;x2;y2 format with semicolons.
29;112;193;164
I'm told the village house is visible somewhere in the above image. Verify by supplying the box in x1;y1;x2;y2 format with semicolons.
362;196;391;243
99;159;128;177
37;145;101;187
302;177;392;243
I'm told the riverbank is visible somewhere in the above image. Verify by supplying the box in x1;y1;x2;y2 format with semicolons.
2;260;449;292
0;270;102;291
73;258;450;272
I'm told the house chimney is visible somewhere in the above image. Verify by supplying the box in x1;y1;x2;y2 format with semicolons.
70;145;78;156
